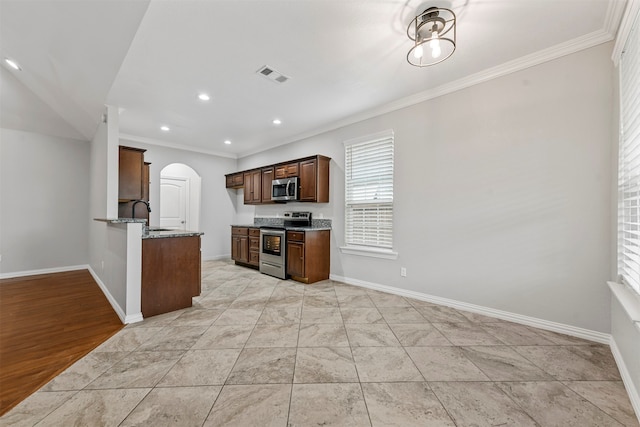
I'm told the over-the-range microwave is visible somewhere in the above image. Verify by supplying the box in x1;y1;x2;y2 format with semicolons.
271;177;298;201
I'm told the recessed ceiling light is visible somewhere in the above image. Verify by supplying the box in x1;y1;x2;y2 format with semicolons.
160;125;170;132
198;93;210;101
224;140;232;145
272;119;282;125
4;57;21;71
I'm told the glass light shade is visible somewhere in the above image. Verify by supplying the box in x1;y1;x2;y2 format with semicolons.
406;7;456;67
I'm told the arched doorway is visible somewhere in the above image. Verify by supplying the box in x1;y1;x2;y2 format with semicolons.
160;163;201;231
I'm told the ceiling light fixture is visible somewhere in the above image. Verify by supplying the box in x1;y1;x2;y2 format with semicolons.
272;119;282;125
4;57;22;71
160;125;170;132
224;140;232;145
198;93;210;101
407;6;456;67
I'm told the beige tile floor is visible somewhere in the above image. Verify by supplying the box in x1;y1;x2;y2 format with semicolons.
2;259;639;426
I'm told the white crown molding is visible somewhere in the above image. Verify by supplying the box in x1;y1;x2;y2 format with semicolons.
604;0;628;37
120;133;238;159
240;29;614;159
612;0;640;64
122;6;623;160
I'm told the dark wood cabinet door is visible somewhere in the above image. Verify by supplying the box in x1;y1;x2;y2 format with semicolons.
240;236;248;263
275;162;299;179
243;172;252;204
261;167;274;203
243;170;262;204
287;241;305;277
142;236;200;317
231;236;240;261
299;159;317;201
142;162;150;200
226;173;244;188
119;147;145;200
231;235;249;263
251;171;262;203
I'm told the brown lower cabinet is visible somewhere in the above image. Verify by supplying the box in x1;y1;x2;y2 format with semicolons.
231;226;260;268
142;235;201;318
286;230;330;284
248;228;260;267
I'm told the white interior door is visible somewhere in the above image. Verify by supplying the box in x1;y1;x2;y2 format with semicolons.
160;177;188;230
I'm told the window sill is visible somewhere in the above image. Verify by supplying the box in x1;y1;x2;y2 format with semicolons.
608;281;640;332
339;246;398;259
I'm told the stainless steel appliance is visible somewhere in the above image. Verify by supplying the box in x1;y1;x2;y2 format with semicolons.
259;211;312;279
259;228;286;279
271;177;298;201
283;211;312;225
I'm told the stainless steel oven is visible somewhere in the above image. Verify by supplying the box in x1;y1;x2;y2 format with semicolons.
259;227;286;279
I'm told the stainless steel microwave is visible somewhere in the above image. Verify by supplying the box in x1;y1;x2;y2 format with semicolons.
271;177;298;201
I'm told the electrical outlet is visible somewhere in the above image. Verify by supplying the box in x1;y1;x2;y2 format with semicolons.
400;267;407;277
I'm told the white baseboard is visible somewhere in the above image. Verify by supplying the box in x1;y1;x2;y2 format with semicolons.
87;266;128;324
0;264;137;325
610;338;640;422
124;313;144;324
0;264;89;280
202;254;231;261
330;274;611;344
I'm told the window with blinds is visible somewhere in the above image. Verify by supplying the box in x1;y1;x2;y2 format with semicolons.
344;130;394;250
619;9;640;294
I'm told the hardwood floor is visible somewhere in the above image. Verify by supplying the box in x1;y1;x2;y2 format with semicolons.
0;270;123;415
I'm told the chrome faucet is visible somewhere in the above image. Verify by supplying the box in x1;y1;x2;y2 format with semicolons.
132;199;151;218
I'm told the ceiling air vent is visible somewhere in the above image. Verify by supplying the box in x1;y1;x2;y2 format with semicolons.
257;65;290;84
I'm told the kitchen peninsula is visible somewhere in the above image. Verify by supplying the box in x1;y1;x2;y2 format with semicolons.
94;218;203;319
141;227;203;317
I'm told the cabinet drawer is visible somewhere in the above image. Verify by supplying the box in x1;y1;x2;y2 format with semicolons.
249;250;260;265
249;236;260;250
232;227;249;236
249;228;261;237
275;162;299;178
287;231;305;242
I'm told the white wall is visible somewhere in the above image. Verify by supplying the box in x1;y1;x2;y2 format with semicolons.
239;42;614;333
0;128;90;274
88;106;132;318
120;139;238;260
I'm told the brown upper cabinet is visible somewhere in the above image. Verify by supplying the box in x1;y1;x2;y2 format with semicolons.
118;146;150;220
299;156;329;202
274;162;299;179
225;154;330;205
119;146;146;200
225;172;244;189
243;169;262;204
261;167;274;204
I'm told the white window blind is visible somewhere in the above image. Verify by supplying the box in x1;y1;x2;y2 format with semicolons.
619;9;640;294
344;130;394;249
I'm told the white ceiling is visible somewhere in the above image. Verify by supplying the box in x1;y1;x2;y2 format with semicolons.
0;0;626;158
